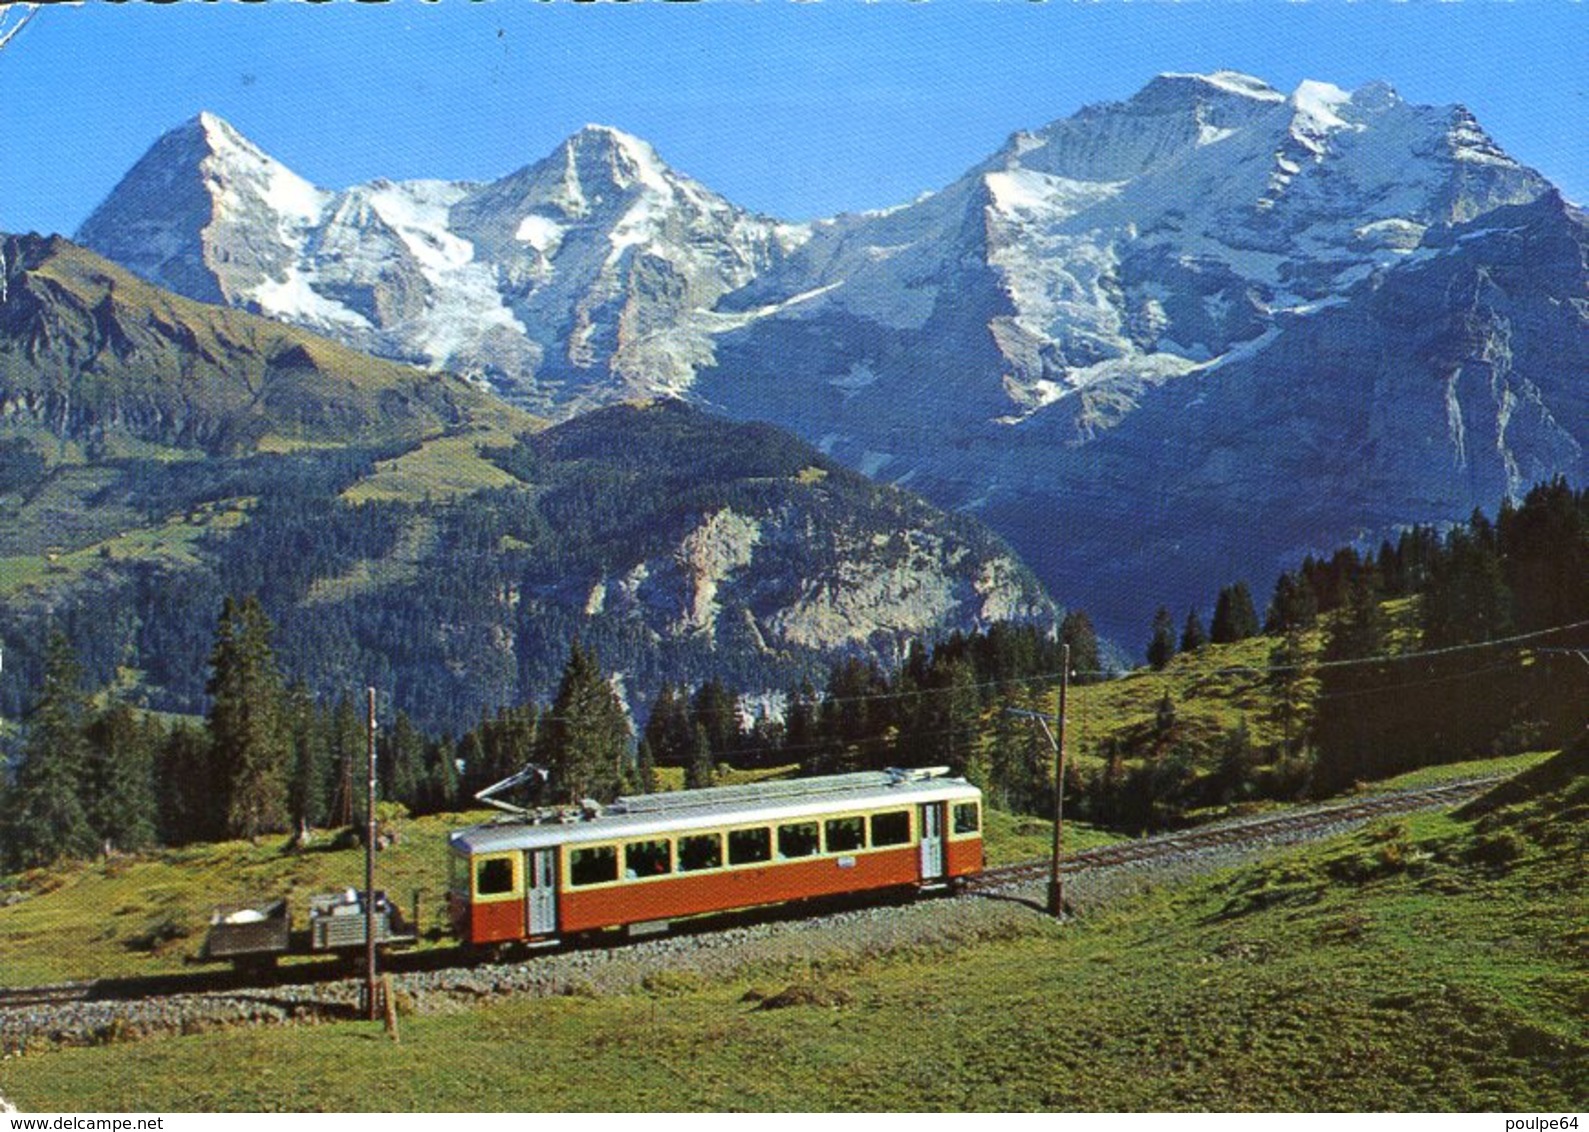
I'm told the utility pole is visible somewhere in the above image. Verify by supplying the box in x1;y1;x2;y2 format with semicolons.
1048;643;1070;917
1003;642;1071;918
365;686;378;1022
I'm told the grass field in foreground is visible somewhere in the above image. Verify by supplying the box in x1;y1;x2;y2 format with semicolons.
1;746;1582;1112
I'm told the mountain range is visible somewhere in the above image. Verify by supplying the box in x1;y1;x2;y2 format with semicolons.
0;237;1050;731
69;71;1589;640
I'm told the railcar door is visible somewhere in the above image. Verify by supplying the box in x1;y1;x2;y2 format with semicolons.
526;848;558;937
918;803;945;881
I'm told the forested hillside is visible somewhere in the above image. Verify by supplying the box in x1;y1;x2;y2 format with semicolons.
0;396;1052;739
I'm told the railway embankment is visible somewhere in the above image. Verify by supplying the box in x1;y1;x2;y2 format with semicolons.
0;777;1496;1053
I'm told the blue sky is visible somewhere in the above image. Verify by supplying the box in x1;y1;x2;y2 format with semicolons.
2;1;1585;238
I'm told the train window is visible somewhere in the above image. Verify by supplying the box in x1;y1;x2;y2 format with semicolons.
953;802;980;834
625;839;671;878
778;822;820;859
476;856;515;896
728;827;772;866
870;810;911;847
568;846;619;887
824;816;865;853
678;833;723;872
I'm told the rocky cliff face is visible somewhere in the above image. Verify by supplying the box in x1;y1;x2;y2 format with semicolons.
509;402;1056;678
926;194;1589;636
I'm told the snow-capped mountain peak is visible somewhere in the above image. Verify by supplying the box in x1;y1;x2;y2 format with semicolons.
165;112;332;228
567;124;673;194
75;112;334;310
1158;70;1286;103
521;123;675;219
1289;79;1358;133
191;109;243;147
78;75;1561;418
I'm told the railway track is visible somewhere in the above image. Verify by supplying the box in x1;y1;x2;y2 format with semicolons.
967;777;1502;893
0;776;1502;1024
0;982;95;1009
0;969;272;1012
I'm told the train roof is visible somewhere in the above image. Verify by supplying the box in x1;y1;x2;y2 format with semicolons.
449;768;981;854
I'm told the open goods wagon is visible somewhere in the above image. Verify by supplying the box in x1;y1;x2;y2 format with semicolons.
197;890;416;969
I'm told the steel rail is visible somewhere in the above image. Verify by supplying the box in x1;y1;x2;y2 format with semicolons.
967;776;1503;893
0;981;96;1009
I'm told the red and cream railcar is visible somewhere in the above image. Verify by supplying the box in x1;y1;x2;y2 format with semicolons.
446;768;983;946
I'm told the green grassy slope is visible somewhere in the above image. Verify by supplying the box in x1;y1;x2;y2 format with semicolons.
0;234;526;454
2;743;1581;1110
1062;598;1405;766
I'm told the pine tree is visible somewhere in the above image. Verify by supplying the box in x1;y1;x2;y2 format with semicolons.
1146;607;1176;670
1210;582;1260;643
1180;608;1209;654
1422;526;1514;648
1265;571;1318;633
1154;691;1178;749
986;687;1050;816
684;723;716;790
1324;570;1387;663
454;730;488;806
907;657;982;777
1209;718;1258;806
206;596;291;841
784;679;826;772
157;723;219;845
634;738;660;794
1376;540;1408;597
539;642;628;804
1266;628;1312;755
820;658;890;770
83;702;159;854
691;679;740;766
285;684;330;836
1095;737;1126;827
642;683;693;768
473;704;539;797
2;632;96;868
419;734;460;814
1395;525;1441;596
1311;570;1390;792
328;694;364;827
743;708;785;769
1499;478;1589;631
380;710;426;811
1060;610;1102;684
